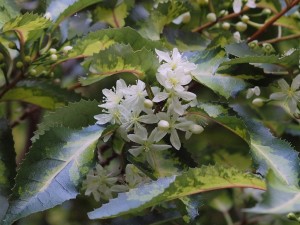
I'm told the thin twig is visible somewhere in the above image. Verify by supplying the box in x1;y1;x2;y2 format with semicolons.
10;105;40;128
248;0;300;42
258;33;300;44
192;7;250;33
0;72;23;98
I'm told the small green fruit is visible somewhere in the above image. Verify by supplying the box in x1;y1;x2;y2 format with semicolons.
16;61;23;69
24;55;31;63
262;8;271;15
8;42;17;49
29;68;37;76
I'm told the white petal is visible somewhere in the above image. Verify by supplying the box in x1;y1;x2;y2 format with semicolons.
179;74;192;85
278;79;289;91
156;73;167;86
247;0;256;8
155;49;171;62
154;130;167;142
270;92;287;100
94;114;112;124
128;134;144;144
288;99;297;113
139;114;159;124
172;48;182;62
233;0;242;13
291;74;300;90
151;144;171;151
129;147;143;157
170;129;181;150
153;92;169;102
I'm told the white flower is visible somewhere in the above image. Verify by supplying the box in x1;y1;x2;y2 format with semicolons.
125;164;151;188
44;12;52;20
128;126;171;157
95;105;124;125
62;46;73;53
270;75;300;114
233;0;256;13
121;80;149;112
82;164;123;201
155;48;196;74
120;108;158;133
99;79;127;110
157;69;192;92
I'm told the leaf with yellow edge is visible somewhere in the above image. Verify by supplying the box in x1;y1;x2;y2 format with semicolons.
80;44;159;85
2;13;51;42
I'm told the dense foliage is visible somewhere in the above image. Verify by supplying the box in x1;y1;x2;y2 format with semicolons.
0;0;300;224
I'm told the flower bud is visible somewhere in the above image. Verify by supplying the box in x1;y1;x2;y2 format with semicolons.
50;54;58;61
235;22;247;32
219;10;228;16
0;53;4;62
206;13;217;22
189;124;204;134
44;12;52;20
222;22;230;30
144;99;154;109
49;48;57;54
252;98;264;107
29;68;37;76
62;46;73;54
287;212;297;221
241;15;250;23
158;120;170;131
262;8;271;15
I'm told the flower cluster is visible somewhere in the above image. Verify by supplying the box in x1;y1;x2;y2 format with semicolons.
270;74;300;114
94;48;204;164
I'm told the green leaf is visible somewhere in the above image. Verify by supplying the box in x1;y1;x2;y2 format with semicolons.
188;107;300;186
139;1;187;40
32;99;99;141
80;44;159;85
88;166;265;219
53;0;103;27
0;0;20;29
93;0;133;28
68;27;162;58
245;170;300;214
0;118;16;220
0;81;80;110
2;13;51;42
3;124;104;225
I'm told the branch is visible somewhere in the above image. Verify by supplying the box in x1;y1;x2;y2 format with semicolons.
192;7;250;33
10;105;40;128
0;72;24;99
248;0;300;42
258;33;300;44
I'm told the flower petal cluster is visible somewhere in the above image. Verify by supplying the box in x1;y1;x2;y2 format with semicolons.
270;75;300;114
82;164;126;201
94;48;204;164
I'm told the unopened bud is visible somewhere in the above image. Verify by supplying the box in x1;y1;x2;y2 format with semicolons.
8;42;17;50
206;13;217;22
252;98;264;107
144;99;153;109
189;124;204;134
50;54;58;61
241;15;250;23
29;68;37;76
62;45;73;54
24;55;31;63
0;53;4;62
287;212;297;221
222;22;230;30
262;8;271;15
49;48;57;54
158;120;170;131
235;22;247;32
